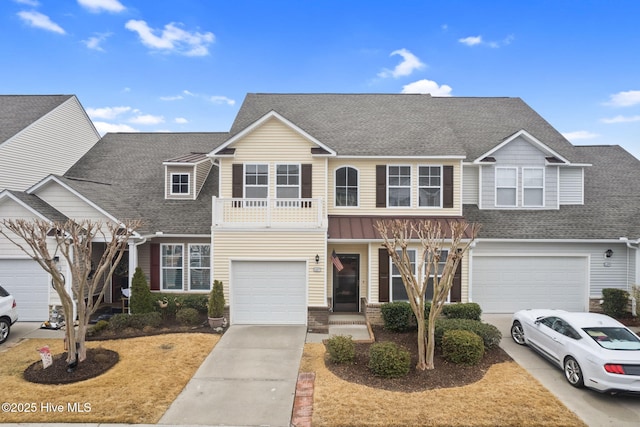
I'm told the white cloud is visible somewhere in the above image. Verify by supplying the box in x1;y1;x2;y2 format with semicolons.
459;36;482;46
129;114;165;125
401;79;453;96
86;106;131;120
210;96;236;106
562;130;600;140
92;121;138;135
604;90;640;107
160;95;184;101
83;33;111;51
17;11;65;34
175;117;188;124
125;20;215;56
14;0;40;6
77;0;125;13
601;115;640;124
378;48;426;78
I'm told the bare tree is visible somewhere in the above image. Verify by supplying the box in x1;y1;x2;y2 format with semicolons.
376;219;479;370
0;218;142;369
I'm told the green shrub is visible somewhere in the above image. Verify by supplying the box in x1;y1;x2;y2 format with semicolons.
442;330;485;365
179;294;209;315
208;280;225;318
602;288;630;318
108;313;133;331
326;335;355;364
434;318;502;349
138;311;162;328
368;342;411;378
442;303;482;321
381;301;416;332
176;307;202;326
108;312;162;331
87;319;109;337
130;267;156;314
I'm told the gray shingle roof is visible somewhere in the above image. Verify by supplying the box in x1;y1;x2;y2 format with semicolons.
5;190;69;223
62;133;227;235
463;145;640;239
231;93;580;161
0;95;73;144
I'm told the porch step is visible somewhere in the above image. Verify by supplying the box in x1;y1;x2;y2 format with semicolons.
328;313;367;325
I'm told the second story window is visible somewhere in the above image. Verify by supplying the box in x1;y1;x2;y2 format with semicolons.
496;167;517;207
276;164;300;199
171;173;189;194
523;168;544;207
418;166;442;207
335;166;358;207
388;165;411;207
245;164;268;198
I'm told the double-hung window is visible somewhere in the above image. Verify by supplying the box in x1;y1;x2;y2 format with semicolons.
244;164;268;207
523;168;544;207
418;166;442;207
495;167;517;207
390;249;449;301
189;244;210;291
171;173;190;195
388;166;411;207
276;164;300;206
335;166;358;207
161;244;183;290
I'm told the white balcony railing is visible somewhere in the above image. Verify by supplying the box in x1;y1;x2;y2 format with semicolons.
212;197;324;228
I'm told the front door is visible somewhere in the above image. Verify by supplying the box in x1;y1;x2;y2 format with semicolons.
333;254;359;312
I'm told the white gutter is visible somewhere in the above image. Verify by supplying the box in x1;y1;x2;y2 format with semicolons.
620;237;639;316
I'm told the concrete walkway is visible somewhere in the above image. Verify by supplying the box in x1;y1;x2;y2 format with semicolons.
159;324;307;427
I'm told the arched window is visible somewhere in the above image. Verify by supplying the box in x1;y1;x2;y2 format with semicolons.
335;167;358;207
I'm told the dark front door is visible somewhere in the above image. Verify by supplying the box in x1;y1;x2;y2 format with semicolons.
333;254;359;312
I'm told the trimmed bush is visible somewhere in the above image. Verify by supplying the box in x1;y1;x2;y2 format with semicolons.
176;307;202;326
442;330;485;365
108;312;162;331
178;294;209;315
602;288;630;318
381;301;416;332
326;335;355;364
442;302;482;321
434;318;502;349
130;267;156;314
87;320;109;337
368;342;411;378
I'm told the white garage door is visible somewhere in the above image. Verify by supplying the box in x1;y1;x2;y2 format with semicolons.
0;260;49;321
472;256;588;313
231;261;307;325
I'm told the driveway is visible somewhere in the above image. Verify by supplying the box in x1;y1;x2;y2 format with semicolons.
0;322;64;350
484;314;640;427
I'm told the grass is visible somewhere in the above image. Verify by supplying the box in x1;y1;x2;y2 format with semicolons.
0;333;218;424
300;343;587;427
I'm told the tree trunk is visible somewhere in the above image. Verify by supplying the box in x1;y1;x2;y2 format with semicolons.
425;309;437;370
416;313;429;370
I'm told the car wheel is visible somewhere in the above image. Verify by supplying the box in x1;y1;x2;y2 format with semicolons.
0;318;10;344
564;357;584;388
510;320;526;345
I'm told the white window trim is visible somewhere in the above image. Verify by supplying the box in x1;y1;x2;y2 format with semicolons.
244;163;269;199
389;249;450;302
276;163;301;199
170;173;190;195
188;243;211;291
387;165;412;208
334;165;360;208
418;165;443;208
522;167;545;207
495;167;518;207
161;243;184;292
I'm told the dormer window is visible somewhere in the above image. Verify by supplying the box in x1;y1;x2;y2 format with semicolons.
523;168;544;207
495;167;517;207
171;173;190;194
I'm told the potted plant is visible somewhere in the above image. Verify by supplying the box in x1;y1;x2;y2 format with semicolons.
208;280;225;328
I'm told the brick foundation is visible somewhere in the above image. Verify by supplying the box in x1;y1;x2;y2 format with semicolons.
307;306;329;332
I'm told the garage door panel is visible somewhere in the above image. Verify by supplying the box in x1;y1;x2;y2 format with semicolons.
231;261;307;325
0;260;49;321
473;256;587;313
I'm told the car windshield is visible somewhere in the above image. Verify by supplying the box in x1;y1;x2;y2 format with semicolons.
0;285;8;298
583;327;640;350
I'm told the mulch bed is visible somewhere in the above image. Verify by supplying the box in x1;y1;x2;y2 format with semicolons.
325;325;512;392
23;348;119;385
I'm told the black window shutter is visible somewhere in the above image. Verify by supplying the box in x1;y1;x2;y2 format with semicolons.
378;248;390;302
451;261;462;302
232;164;243;198
376;165;386;208
443;165;454;208
301;164;312;198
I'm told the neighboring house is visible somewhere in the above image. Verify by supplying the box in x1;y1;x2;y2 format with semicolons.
0;95;100;320
2;93;640;325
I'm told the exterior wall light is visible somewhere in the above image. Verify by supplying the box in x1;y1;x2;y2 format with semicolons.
605;249;613;258
315;254;320;264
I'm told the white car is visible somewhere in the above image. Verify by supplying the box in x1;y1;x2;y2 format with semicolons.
511;309;640;394
0;284;19;344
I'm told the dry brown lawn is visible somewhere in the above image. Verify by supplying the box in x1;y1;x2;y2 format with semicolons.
301;343;587;427
0;333;218;424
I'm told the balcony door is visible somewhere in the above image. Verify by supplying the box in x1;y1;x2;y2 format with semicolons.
333;254;359;312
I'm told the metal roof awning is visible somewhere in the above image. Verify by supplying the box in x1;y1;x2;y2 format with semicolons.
328;215;474;240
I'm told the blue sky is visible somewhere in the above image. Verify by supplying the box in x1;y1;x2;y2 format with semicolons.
2;0;640;158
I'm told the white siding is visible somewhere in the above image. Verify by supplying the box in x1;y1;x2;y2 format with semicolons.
0;97;99;191
35;182;111;222
462;165;479;205
559;167;584;205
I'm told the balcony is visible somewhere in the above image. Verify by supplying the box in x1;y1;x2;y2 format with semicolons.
212;197;325;228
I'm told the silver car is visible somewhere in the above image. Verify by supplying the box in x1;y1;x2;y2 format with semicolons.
511;309;640;394
0;284;18;344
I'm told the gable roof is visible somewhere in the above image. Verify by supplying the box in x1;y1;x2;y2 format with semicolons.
61;132;228;235
230;93;582;161
0;190;69;223
464;145;640;240
0;95;74;144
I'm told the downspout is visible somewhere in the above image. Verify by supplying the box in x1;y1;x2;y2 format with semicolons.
127;236;147;314
620;237;639;316
467;241;476;304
